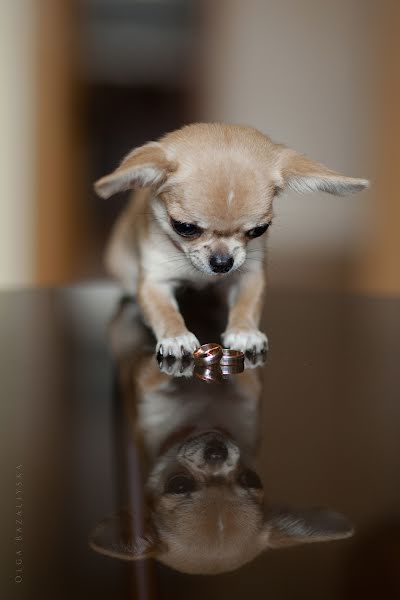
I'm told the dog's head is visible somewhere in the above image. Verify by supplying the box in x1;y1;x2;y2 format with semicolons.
90;430;353;574
95;123;368;276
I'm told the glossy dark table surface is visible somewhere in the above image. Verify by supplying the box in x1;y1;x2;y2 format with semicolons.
2;284;400;599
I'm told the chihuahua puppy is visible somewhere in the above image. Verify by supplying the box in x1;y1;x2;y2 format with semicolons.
95;123;368;357
90;300;353;575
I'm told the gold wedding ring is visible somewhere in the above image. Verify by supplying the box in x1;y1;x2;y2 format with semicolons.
193;343;223;366
193;344;245;377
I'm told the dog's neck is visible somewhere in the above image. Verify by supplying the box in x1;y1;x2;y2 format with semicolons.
158;425;233;457
135;376;260;461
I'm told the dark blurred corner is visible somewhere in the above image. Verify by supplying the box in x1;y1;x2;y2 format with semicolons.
343;519;400;599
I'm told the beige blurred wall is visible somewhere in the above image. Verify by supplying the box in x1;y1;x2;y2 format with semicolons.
0;1;88;289
0;2;36;287
351;1;400;296
202;0;400;295
35;0;89;285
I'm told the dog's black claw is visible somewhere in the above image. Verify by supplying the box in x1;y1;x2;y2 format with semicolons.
166;354;176;366
158;344;164;358
245;349;256;364
181;354;192;368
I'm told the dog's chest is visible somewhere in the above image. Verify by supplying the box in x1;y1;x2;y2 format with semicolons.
136;381;258;458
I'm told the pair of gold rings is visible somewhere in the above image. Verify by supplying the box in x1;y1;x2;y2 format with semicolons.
193;343;245;369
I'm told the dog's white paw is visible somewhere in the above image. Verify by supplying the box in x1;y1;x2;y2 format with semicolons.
156;332;200;359
222;329;268;354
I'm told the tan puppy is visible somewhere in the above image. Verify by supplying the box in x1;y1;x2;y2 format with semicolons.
90;300;353;575
95;123;368;356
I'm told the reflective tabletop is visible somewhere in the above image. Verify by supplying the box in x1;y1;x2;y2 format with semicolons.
2;285;400;599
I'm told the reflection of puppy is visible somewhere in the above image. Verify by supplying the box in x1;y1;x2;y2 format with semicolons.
90;301;353;575
95;123;368;357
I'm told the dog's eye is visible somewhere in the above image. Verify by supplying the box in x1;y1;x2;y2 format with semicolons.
238;469;263;489
171;219;202;238
246;223;270;239
165;474;196;495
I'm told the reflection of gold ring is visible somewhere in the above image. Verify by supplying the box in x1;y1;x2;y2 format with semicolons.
221;363;244;376
194;366;223;384
193;343;223;366
220;349;245;367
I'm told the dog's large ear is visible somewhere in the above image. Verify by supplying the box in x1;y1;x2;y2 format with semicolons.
260;506;353;549
94;143;177;199
276;145;369;196
89;510;163;561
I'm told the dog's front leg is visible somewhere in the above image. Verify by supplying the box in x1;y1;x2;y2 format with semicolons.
138;278;200;358
222;269;268;353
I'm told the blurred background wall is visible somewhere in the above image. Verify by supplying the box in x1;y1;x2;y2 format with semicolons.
0;2;36;287
0;0;399;295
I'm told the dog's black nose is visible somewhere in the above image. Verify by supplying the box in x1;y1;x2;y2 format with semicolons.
204;440;228;463
209;253;234;273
